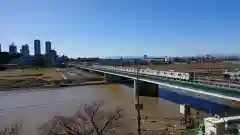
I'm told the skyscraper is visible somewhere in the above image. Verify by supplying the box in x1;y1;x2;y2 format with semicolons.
0;44;1;52
9;42;17;53
45;41;51;54
34;39;41;56
21;44;29;57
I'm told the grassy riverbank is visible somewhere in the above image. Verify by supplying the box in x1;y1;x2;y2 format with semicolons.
0;68;62;81
0;68;104;91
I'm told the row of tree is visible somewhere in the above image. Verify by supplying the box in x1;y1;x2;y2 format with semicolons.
0;52;21;64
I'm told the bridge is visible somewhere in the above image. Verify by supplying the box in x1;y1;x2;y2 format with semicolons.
70;64;240;110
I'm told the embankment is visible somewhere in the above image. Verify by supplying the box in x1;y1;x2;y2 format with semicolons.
0;78;106;91
0;67;106;91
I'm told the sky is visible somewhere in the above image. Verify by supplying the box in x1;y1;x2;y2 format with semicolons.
0;0;240;58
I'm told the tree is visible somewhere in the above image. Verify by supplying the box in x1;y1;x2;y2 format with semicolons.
0;102;172;135
0;52;21;64
0;124;22;135
39;101;124;135
32;55;46;67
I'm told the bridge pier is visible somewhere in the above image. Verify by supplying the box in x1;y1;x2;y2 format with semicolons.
104;74;125;83
134;80;158;99
89;69;93;73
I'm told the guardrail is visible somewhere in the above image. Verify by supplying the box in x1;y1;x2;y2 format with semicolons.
73;64;240;91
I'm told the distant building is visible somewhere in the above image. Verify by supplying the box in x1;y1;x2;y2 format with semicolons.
45;49;57;67
0;44;1;52
34;39;41;56
45;41;51;54
164;56;168;62
50;49;57;58
9;43;17;53
143;55;147;59
21;44;29;57
20;55;36;66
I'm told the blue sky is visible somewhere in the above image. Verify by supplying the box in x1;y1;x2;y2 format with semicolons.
0;0;240;58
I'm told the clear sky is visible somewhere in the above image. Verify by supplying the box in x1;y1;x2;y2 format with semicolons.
0;0;240;58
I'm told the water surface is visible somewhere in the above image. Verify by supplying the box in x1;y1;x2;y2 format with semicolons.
0;84;183;135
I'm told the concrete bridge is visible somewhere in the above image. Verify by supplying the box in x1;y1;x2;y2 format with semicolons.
70;64;240;109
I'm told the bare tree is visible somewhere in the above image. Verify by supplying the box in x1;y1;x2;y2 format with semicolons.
39;101;124;135
0;102;176;135
0;124;22;135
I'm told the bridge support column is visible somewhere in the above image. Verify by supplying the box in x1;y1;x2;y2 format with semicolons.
104;74;124;83
89;69;93;73
134;80;158;100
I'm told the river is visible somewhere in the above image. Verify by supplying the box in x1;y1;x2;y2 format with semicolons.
0;84;195;135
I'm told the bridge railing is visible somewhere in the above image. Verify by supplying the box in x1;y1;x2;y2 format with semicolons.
72;64;240;91
89;65;240;90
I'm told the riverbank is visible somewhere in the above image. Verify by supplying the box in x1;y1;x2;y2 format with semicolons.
0;79;107;91
0;67;105;91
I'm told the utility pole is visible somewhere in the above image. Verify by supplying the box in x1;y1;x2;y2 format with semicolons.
136;68;141;135
134;59;141;135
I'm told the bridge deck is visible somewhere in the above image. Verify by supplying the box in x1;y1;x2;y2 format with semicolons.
92;67;240;99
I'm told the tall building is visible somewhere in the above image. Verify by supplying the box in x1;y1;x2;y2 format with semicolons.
21;44;29;57
9;42;17;53
45;41;51;54
0;44;1;52
34;39;41;56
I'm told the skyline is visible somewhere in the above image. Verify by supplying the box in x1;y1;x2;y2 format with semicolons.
1;39;52;55
0;0;240;58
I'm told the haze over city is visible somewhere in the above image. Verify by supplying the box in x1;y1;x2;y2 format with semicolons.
0;0;240;58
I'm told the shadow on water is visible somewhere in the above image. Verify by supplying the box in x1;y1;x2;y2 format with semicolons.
121;81;134;87
158;88;240;116
123;83;240;117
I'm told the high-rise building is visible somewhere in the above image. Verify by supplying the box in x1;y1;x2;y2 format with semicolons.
21;44;29;57
9;42;17;53
34;39;41;56
45;41;51;54
0;44;1;52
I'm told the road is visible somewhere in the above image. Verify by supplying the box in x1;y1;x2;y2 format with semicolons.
59;68;103;80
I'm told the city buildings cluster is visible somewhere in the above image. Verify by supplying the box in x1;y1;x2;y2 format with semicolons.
0;39;58;66
3;39;55;56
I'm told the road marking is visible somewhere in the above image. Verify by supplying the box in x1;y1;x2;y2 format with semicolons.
57;68;67;79
60;72;67;79
68;72;77;76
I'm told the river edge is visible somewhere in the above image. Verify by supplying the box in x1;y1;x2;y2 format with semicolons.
0;79;108;91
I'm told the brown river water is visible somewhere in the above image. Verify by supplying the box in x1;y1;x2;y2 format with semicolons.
0;84;199;135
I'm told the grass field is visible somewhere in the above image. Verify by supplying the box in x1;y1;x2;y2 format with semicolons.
0;68;63;81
